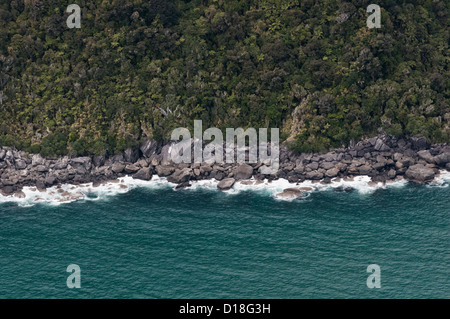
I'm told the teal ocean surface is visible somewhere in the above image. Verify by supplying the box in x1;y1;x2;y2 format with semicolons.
0;176;449;299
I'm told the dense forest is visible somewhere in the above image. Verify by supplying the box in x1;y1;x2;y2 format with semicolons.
0;0;448;157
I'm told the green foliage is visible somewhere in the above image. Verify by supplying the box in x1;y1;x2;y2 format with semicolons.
40;132;68;157
0;0;448;156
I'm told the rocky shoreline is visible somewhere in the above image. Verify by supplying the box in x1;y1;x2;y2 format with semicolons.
1;133;449;198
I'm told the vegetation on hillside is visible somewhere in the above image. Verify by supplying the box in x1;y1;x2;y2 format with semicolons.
0;0;448;156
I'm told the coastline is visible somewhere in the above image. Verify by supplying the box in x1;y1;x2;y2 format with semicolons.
1;133;449;203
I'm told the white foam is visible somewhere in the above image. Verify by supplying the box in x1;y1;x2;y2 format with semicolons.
427;169;450;188
227;175;408;201
0;170;447;206
0;176;175;207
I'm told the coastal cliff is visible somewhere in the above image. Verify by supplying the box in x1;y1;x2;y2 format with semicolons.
1;133;449;197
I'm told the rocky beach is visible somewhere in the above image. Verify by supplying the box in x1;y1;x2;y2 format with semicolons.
1;133;449;200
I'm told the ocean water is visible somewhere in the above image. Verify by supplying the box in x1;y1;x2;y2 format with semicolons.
0;175;449;299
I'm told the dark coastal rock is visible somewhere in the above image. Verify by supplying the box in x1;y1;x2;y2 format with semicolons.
3;175;19;186
45;175;57;186
325;167;339;178
35;165;48;173
140;140;158;158
405;164;435;182
320;161;335;170
358;165;373;175
167;168;191;184
36;180;46;190
54;157;69;170
31;154;45;166
411;136;429;151
374;139;390;152
234;164;253;180
136;159;149;168
305;171;323;180
70;157;92;171
200;165;212;175
124;148;140;163
156;165;175;177
93;155;105;167
417;150;435;164
434;152;450;166
387;169;397;179
15;159;27;170
213;171;226;180
306;162;319;170
217;178;235;191
0;186;14;195
124;164;140;174
175;182;191;189
0;132;449;196
133;167;153;181
288;174;299;183
111;163;125;174
110;154;124;163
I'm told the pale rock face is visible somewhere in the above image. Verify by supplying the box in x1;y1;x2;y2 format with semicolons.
140;140;158;158
276;188;303;199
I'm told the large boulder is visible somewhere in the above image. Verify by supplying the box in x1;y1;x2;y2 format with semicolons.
325;167;339;178
234;164;254;180
133;167;153;181
305;171;324;180
217;178;235;191
434;152;450;167
156;165;175;177
417;150;435;164
124;164;140;174
111;163;125;174
405;164;435;182
167;168;191;184
54;157;69;170
32;154;45;166
410;136;429;151
44;175;57;186
70;157;92;170
358;164;373;175
15;159;27;170
0;186;14;195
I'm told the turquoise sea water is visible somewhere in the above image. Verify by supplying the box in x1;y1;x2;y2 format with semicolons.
0;181;449;299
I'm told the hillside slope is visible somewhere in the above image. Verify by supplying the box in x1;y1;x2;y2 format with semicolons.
0;0;448;156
